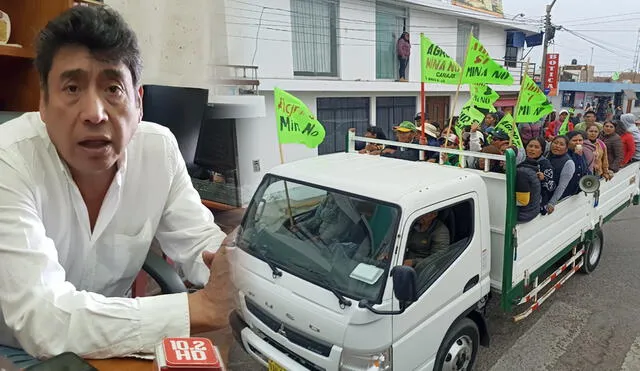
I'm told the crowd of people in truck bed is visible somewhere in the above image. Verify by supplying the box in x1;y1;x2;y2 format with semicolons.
353;109;640;223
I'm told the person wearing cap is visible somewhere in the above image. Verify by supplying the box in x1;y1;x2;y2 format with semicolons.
545;109;573;140
381;121;421;161
574;110;602;132
414;112;429;127
420;123;442;162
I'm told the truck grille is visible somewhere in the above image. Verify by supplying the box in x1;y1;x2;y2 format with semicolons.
245;298;333;357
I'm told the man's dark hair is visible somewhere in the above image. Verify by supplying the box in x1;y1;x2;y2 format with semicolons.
34;6;142;96
584;110;596;117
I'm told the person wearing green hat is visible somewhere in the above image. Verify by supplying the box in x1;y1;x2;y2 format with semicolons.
381;121;421;161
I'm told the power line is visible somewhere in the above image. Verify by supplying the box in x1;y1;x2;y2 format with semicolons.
225;20;473;34
557;11;640;25
228;0;542;28
561;28;634;59
559;17;640;28
223;30;513;49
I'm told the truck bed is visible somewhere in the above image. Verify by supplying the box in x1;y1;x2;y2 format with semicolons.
472;162;640;294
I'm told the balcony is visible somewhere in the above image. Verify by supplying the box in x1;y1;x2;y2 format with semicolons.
495;59;537;84
214;64;260;96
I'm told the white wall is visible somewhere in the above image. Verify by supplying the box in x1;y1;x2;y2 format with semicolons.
106;0;216;93
224;0;509;85
236;91;320;204
339;0;376;81
407;5;459;83
224;0;294;79
478;23;506;65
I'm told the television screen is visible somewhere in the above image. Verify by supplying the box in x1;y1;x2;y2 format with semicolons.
142;85;208;164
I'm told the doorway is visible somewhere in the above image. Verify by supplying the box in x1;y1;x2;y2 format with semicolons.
425;96;450;131
376;3;408;80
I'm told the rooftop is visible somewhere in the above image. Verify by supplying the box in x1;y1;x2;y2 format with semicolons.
559;82;640;94
406;0;540;34
267;152;478;204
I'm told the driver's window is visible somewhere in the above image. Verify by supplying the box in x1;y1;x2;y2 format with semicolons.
402;199;475;296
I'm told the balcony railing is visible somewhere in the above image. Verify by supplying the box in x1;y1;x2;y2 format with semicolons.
213;64;260;96
493;59;537;85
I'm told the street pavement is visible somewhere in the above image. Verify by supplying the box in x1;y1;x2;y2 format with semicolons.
224;206;640;370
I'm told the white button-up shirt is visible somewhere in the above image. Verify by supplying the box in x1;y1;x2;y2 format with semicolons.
0;112;226;358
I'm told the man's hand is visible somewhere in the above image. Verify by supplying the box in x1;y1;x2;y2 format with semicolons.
188;248;235;334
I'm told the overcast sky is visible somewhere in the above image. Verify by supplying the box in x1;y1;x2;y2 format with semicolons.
501;0;640;75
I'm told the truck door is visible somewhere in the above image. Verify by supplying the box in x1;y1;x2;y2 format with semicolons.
391;194;483;370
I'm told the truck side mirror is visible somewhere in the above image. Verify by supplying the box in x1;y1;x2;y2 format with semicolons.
391;265;418;308
358;265;417;315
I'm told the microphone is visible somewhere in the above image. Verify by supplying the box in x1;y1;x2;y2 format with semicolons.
153;337;224;371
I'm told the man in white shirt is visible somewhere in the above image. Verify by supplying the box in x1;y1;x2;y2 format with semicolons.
0;6;233;367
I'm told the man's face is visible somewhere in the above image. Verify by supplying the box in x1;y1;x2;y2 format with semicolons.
417;212;437;230
396;130;414;143
584;113;596;124
40;45;143;177
559;113;567;122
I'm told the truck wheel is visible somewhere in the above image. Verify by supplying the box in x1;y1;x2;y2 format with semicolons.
434;318;479;371
581;229;604;274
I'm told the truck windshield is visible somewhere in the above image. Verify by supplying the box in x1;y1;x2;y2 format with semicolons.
239;175;400;303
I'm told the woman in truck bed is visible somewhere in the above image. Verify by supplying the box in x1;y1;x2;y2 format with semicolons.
544;136;576;215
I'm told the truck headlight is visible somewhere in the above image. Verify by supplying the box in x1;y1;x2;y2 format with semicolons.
339;347;392;371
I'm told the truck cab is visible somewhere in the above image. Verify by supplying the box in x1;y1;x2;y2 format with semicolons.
228;152;492;370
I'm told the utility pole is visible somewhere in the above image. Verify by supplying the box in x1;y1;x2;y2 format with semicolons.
540;0;558;84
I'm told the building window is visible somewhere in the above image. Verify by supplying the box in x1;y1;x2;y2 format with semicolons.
376;97;416;139
504;46;518;68
375;3;408;80
316;97;370;155
456;21;479;65
291;0;338;77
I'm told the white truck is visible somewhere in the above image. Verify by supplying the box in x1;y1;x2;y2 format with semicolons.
227;133;640;371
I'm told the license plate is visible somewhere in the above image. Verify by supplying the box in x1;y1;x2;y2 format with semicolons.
268;359;286;371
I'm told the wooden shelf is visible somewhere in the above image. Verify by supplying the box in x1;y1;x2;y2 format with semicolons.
0;44;34;59
74;0;105;6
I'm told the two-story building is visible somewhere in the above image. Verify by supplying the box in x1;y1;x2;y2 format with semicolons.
219;0;539;204
102;0;539;206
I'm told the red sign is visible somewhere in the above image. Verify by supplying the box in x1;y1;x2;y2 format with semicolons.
154;337;224;371
545;53;560;97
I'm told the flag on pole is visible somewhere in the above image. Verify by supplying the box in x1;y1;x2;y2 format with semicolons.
461;35;514;85
458;100;486;127
515;75;554;123
421;34;462;85
470;83;499;112
495;113;523;148
274;88;326;148
558;108;576;136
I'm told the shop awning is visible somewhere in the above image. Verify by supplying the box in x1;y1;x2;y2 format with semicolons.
495;98;518;107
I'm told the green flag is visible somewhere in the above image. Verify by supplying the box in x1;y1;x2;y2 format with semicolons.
274;88;326;148
612;72;620;81
458;100;485;127
462;35;514;85
471;83;499;112
421;34;462;84
558;108;575;136
495;113;523;148
515;75;554;123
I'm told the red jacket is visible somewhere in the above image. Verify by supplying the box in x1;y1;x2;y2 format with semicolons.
545;120;574;138
620;132;636;165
